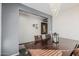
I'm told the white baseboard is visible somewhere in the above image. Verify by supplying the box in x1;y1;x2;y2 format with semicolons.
11;52;19;56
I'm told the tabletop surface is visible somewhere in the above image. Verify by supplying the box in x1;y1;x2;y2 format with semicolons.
28;49;63;56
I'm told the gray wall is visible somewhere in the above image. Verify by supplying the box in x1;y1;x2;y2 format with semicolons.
2;4;19;56
0;3;1;56
19;4;52;34
2;3;52;56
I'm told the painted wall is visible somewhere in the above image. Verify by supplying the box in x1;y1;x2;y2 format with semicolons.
53;5;79;40
20;4;52;34
19;12;42;43
0;3;1;56
1;3;52;55
2;4;19;56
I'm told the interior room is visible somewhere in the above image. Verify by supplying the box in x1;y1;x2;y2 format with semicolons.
19;10;48;44
1;3;79;56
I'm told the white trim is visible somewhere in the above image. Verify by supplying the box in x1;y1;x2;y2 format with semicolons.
11;52;19;56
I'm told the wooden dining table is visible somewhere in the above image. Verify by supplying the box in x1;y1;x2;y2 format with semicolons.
28;49;63;56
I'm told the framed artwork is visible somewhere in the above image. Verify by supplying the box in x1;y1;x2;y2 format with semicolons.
41;22;48;34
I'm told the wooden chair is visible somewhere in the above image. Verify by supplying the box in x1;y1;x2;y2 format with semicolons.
70;44;79;56
34;34;52;49
46;34;51;40
41;34;51;48
34;35;42;45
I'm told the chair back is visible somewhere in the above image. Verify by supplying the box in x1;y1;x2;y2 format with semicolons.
46;34;51;40
34;35;42;45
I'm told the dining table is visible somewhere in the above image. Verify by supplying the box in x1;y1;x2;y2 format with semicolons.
28;49;63;56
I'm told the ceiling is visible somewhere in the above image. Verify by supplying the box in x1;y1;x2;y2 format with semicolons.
22;3;79;16
50;3;79;16
23;3;52;15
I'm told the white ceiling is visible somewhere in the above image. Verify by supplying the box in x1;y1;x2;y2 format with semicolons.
22;3;79;16
60;3;79;11
50;3;79;16
23;3;52;15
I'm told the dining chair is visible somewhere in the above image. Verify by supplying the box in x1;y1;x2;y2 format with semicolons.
34;35;41;45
